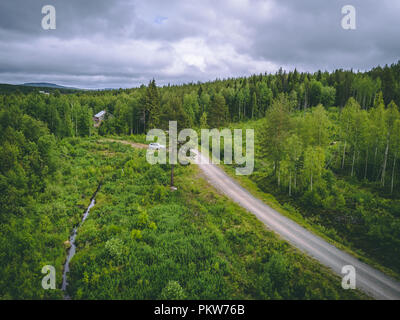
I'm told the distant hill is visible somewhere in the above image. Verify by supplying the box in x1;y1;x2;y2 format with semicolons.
0;83;83;94
22;82;78;90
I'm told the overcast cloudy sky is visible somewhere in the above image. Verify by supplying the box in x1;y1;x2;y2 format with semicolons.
0;0;399;89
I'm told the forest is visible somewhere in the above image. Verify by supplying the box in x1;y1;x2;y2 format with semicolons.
0;61;399;299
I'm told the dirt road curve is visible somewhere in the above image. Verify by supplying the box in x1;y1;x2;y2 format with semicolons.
106;139;400;300
195;151;400;300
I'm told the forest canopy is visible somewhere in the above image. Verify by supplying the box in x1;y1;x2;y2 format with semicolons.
0;61;399;299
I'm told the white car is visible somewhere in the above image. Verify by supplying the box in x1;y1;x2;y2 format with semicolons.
149;143;166;150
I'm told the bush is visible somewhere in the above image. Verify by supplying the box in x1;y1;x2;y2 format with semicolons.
160;281;186;300
152;185;168;202
105;238;124;258
131;229;143;241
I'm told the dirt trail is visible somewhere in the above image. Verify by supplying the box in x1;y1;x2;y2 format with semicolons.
100;138;149;150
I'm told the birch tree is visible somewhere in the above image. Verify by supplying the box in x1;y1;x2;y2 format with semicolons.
381;101;400;187
390;119;400;193
260;94;292;186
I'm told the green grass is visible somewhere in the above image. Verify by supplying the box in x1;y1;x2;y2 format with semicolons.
0;137;368;299
63;138;366;300
211;117;400;281
219;162;400;281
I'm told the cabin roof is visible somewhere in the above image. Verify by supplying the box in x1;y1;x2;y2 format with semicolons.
94;110;106;118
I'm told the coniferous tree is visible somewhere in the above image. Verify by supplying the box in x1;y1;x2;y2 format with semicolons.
208;93;229;128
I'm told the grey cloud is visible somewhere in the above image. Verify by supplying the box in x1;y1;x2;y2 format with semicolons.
0;0;399;88
249;0;400;71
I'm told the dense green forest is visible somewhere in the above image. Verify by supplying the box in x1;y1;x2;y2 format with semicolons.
0;137;363;300
224;98;400;274
62;140;362;300
1;61;399;299
2;61;399;137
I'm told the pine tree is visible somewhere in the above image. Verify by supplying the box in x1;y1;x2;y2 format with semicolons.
145;79;161;131
208;94;229;128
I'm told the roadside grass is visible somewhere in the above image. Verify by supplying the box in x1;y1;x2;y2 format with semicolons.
70;138;366;300
106;128;400;281
181;165;370;300
200;118;400;281
218;162;400;282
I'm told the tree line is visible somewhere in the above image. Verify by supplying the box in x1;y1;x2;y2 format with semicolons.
1;60;399;296
260;93;400;196
1;61;399;139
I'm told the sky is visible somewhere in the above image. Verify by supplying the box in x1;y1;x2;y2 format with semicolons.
0;0;399;89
